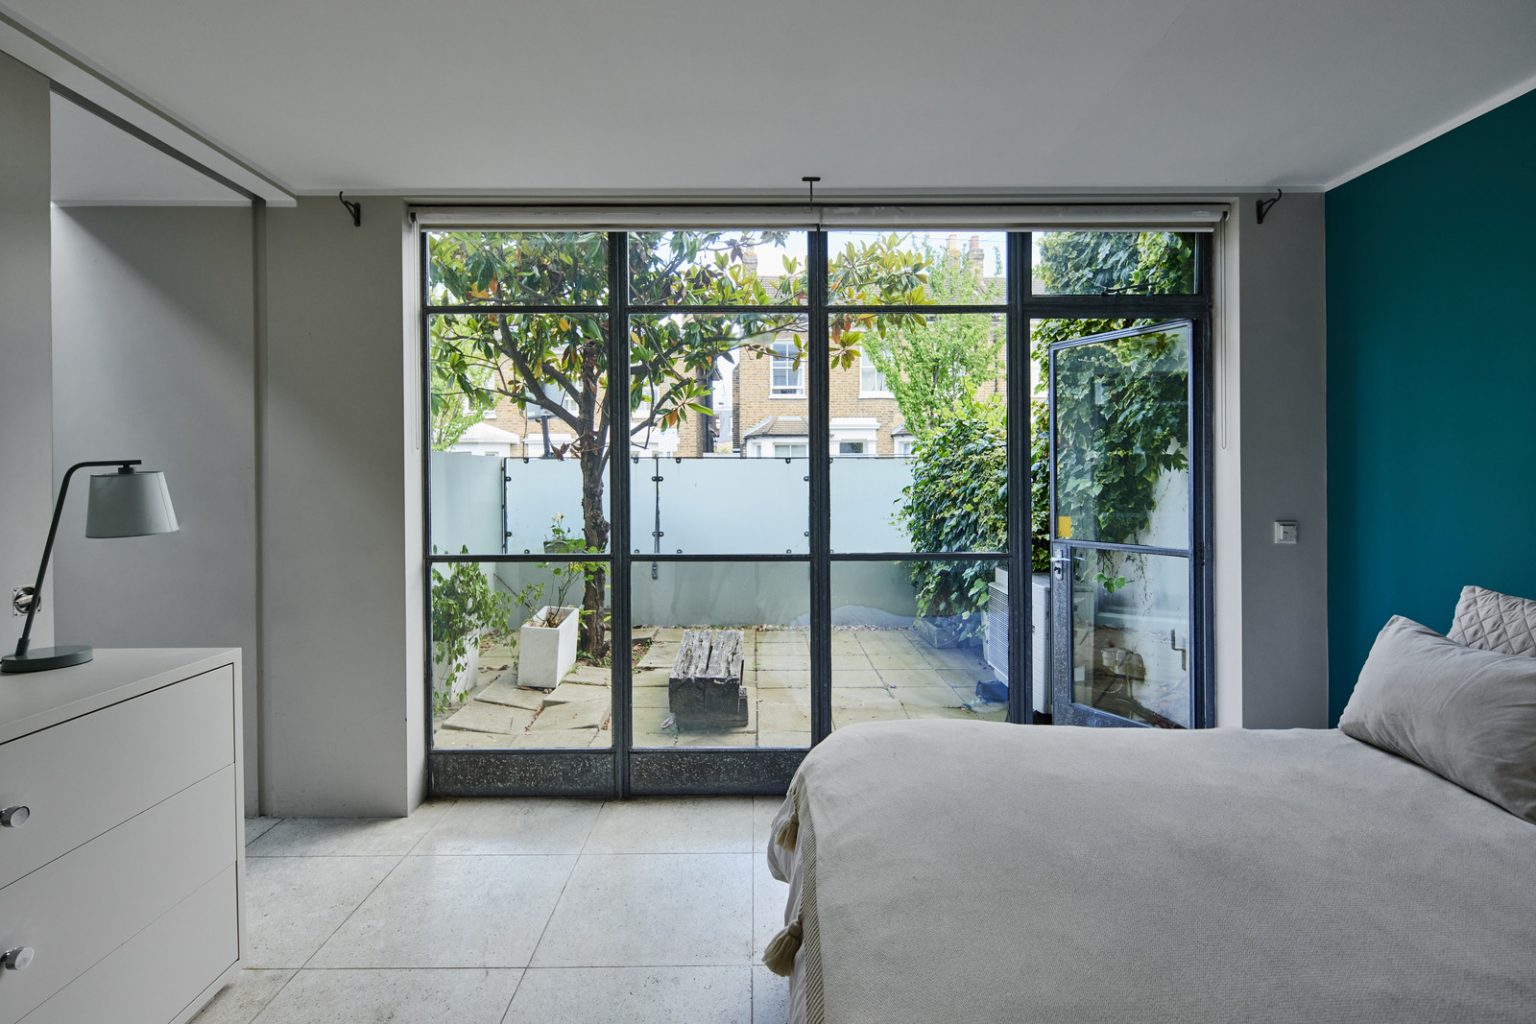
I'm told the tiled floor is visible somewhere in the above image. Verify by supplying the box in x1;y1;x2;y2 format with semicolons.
195;798;790;1024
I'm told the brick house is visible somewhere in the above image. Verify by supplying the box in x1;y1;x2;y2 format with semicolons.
732;339;907;457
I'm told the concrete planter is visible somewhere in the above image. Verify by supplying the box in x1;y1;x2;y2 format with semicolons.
518;606;579;690
432;634;481;706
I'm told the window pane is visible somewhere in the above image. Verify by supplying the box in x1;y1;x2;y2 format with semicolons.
1051;323;1190;547
830;313;1006;553
427;231;608;306
628;230;807;306
1031;231;1196;295
431;560;613;750
830;560;1005;731
631;561;810;749
826;230;1006;306
1067;548;1191;727
629;314;810;553
430;313;612;553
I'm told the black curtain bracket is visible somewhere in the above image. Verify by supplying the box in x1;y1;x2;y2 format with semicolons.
338;191;362;227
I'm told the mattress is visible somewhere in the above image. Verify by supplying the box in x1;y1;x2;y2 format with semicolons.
765;721;1536;1024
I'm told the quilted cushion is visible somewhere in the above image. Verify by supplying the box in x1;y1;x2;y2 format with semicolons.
1448;585;1536;658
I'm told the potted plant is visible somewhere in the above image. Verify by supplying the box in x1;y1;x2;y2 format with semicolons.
430;549;513;714
515;516;604;689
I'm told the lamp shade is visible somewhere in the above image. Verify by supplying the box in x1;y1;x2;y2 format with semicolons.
85;469;179;538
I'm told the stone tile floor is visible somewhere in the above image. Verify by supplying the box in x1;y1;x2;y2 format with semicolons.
196;797;790;1024
433;626;1006;751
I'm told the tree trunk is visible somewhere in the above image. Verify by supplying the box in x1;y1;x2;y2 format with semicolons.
577;339;610;661
579;447;609;660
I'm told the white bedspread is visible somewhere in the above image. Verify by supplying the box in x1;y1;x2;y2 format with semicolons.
766;721;1536;1024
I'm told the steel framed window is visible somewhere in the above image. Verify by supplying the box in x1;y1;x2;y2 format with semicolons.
421;224;1214;798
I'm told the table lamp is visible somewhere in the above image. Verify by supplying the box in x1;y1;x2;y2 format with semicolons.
2;460;178;674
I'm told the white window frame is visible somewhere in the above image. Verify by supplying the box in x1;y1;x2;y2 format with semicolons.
770;338;805;398
859;354;893;398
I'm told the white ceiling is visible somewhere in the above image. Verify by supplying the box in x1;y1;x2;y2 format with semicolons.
51;92;247;204
8;0;1536;196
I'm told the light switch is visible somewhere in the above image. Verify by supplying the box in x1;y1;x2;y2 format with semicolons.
1273;520;1299;545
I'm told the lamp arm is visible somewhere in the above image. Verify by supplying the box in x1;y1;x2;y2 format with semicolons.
13;460;140;657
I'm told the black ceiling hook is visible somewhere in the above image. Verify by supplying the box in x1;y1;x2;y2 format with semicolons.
338;191;361;227
1255;189;1282;225
802;175;821;204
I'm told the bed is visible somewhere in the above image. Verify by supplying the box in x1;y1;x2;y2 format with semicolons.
764;720;1536;1024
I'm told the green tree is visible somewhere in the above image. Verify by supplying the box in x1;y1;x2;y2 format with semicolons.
429;331;498;450
429;230;929;657
859;243;1004;436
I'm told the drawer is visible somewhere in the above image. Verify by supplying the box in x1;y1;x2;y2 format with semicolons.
19;865;238;1024
0;665;233;890
0;766;236;1024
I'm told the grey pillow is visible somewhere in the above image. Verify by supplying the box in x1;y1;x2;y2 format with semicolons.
1448;585;1536;657
1340;616;1536;824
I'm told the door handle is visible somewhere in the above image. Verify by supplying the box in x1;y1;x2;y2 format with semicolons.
1050;553;1070;580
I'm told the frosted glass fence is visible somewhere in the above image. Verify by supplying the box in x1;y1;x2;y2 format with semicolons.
430;452;913;556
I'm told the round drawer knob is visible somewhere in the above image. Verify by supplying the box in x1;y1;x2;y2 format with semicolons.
0;806;28;828
2;947;34;971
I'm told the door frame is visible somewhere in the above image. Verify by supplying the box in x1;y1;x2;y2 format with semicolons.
1047;319;1213;728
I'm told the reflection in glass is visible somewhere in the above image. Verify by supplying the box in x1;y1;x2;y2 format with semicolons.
429;313;611;554
1031;231;1196;295
826;230;1006;305
631;561;810;749
1067;549;1190;727
830;312;1006;552
628;230;807;306
830;560;1004;730
427;231;608;306
1052;324;1189;546
431;560;613;750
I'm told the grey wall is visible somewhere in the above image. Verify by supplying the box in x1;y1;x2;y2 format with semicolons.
49;205;259;806
0;54;54;650
262;196;421;816
1214;192;1330;728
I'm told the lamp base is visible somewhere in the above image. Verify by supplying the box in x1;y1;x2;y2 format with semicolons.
1;645;94;674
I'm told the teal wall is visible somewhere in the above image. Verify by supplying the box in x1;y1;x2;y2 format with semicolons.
1326;88;1536;722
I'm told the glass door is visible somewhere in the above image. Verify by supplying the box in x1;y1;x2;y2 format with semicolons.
1048;321;1201;728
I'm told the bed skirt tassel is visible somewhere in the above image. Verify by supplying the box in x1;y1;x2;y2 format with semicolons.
762;918;803;976
774;781;800;851
774;813;799;852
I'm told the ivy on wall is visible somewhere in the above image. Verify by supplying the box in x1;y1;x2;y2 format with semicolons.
1029;232;1195;571
898;398;1006;635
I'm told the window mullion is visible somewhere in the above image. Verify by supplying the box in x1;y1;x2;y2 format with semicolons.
809;232;832;744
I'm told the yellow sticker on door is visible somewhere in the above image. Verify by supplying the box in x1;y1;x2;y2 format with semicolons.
1057;516;1073;538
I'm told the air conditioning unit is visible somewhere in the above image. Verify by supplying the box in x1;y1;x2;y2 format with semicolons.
983;568;1053;716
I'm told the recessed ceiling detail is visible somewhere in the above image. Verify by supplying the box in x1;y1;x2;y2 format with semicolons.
10;0;1536;195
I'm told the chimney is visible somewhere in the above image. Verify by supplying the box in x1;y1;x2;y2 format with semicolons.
945;233;960;258
967;235;985;277
742;246;759;274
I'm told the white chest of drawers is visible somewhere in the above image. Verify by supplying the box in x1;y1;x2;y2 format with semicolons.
0;649;244;1024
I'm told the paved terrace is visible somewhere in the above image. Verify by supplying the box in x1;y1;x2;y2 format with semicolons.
433;627;1006;750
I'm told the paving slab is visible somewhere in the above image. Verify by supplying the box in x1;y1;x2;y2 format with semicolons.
757;702;811;734
534;699;609;731
832;669;885;688
513;728;603;748
442;702;526;735
433;728;524;749
475;679;548;711
565;665;612;686
544;681;610;706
